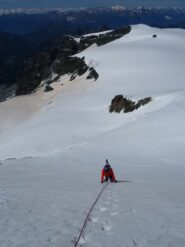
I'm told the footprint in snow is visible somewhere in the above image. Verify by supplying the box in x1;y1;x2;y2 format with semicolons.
88;217;98;223
113;199;119;202
78;237;86;245
0;189;8;207
99;207;108;212
101;221;112;232
110;211;118;216
0;199;7;207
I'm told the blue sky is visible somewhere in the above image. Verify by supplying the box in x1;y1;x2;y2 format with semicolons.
0;0;185;9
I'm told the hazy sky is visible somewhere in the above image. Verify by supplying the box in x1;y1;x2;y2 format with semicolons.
0;0;185;9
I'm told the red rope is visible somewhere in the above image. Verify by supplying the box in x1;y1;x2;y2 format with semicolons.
74;183;108;247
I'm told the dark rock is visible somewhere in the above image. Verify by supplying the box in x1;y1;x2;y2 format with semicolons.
80;26;131;48
16;26;131;95
138;97;152;106
44;85;54;92
153;34;157;38
86;67;99;81
16;52;51;95
109;95;152;113
53;56;89;80
0;84;16;102
15;35;83;95
0;31;35;101
109;95;124;113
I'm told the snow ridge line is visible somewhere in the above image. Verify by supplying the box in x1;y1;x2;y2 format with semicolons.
74;183;108;246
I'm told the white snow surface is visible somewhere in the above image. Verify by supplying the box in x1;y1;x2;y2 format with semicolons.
0;24;185;247
82;30;113;37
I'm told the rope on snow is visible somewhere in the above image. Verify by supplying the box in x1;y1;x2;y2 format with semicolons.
74;183;108;247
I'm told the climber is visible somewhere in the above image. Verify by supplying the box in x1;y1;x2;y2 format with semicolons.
101;159;117;183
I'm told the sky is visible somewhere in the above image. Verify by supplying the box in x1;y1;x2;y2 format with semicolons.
0;0;185;9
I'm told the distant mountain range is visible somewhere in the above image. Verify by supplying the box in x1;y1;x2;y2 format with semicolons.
0;7;185;35
0;7;185;100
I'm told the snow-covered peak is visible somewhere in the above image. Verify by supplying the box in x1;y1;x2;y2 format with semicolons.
0;6;185;15
111;5;126;11
0;24;185;160
0;8;72;15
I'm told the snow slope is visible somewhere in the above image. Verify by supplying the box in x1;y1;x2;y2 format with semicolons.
0;25;185;247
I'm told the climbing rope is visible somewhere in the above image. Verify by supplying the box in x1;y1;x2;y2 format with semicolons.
74;183;108;247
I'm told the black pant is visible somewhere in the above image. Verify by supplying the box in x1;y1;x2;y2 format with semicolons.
105;176;113;182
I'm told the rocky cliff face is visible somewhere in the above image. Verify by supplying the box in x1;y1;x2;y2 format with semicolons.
0;30;35;98
16;26;131;95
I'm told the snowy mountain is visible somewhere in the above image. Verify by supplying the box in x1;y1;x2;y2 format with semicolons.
0;25;185;246
1;6;185;99
0;6;185;15
0;8;67;15
0;7;185;35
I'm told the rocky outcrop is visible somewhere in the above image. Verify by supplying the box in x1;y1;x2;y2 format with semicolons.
0;84;16;102
16;26;131;95
16;52;52;95
86;67;99;81
80;26;131;48
109;95;152;113
0;31;35;101
53;56;88;80
16;54;99;95
16;37;94;95
44;85;54;92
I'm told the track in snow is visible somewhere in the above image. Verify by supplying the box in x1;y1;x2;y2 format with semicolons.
77;182;185;247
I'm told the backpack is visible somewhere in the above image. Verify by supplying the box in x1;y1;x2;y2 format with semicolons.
104;165;111;173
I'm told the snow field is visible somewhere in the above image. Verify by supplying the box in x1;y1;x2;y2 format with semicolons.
0;25;185;246
80;182;185;247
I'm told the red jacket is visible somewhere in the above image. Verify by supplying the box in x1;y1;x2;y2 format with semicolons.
101;167;116;182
